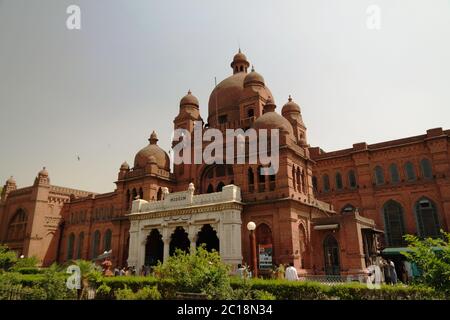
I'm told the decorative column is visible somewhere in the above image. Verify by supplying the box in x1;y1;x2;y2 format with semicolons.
127;221;139;268
188;223;199;252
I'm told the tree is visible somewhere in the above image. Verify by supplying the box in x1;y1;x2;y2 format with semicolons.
153;246;232;299
402;231;450;294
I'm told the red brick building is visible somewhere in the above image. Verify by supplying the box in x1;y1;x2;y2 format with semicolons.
1;51;449;276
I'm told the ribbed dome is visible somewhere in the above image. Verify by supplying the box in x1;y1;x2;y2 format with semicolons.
134;131;170;171
281;95;301;115
254;98;295;138
180;90;199;108
244;69;265;87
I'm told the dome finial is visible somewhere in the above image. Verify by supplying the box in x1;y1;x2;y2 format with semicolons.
149;131;158;145
188;89;191;95
288;95;292;102
251;65;255;72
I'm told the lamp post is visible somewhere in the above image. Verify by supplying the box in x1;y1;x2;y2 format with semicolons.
247;221;258;278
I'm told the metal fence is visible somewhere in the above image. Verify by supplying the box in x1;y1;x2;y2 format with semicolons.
298;275;368;285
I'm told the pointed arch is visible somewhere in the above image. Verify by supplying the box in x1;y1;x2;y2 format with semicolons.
382;200;406;246
7;208;28;242
415;197;440;238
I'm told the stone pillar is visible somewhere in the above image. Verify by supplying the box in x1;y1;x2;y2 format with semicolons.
127;221;139;268
188;226;198;252
163;237;170;262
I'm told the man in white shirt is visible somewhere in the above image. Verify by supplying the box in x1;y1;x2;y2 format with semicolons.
285;262;299;281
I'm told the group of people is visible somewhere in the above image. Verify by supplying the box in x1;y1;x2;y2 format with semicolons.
378;258;420;285
236;263;299;281
112;266;136;276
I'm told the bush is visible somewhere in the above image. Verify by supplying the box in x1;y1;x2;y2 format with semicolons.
229;278;441;300
402;231;450;294
14;267;43;275
97;276;176;299
153;246;232;299
114;285;161;300
0;246;17;271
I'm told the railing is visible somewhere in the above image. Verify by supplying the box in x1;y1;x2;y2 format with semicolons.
298;275;367;285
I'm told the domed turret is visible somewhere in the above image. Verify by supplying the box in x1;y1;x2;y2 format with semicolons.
134;131;170;171
38;167;49;177
254;97;295;140
34;167;50;185
244;67;265;88
120;161;130;171
180;90;199;109
282;95;301;116
230;48;250;74
6;176;16;185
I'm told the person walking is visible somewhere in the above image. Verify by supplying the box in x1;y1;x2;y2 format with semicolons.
285;262;299;281
236;264;246;279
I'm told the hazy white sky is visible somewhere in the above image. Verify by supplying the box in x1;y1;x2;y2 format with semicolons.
1;0;449;193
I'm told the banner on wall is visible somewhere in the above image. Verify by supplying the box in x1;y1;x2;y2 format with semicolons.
258;244;273;270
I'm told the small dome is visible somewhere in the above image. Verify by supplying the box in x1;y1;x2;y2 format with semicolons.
120;162;130;170
180;90;199;108
6;176;16;184
244;67;265;87
232;49;248;64
281;95;301;115
134;131;170;171
254;98;295;138
38;167;49;177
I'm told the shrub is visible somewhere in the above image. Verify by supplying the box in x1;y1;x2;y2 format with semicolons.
115;286;135;300
0;246;17;271
402;231;450;294
153;246;232;299
134;286;162;300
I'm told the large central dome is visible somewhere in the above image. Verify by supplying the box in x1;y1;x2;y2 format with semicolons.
207;50;272;126
208;72;247;124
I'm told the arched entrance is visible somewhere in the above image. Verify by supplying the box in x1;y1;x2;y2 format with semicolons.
323;234;340;275
169;227;190;256
196;224;219;252
145;229;164;266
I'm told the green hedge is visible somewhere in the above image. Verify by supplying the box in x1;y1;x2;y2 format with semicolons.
229;278;443;300
96;276;177;299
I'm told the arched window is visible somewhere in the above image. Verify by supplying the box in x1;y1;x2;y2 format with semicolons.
248;167;255;192
247;109;254;118
296;167;301;192
389;164;400;184
322;174;330;192
374;166;384;185
207;184;214;193
348;170;357;189
216;181;225;192
312;176;318;192
258;166;266;192
7;209;28;242
139;187;144;200
77;232;84;259
383;201;406;247
132;188;137;200
335;172;343;190
415;198;440;238
91;230;101;259
269;174;276;191
405;162;416;181
66;233;75;260
292;166;296;191
420;159;433;179
104;229;112;252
